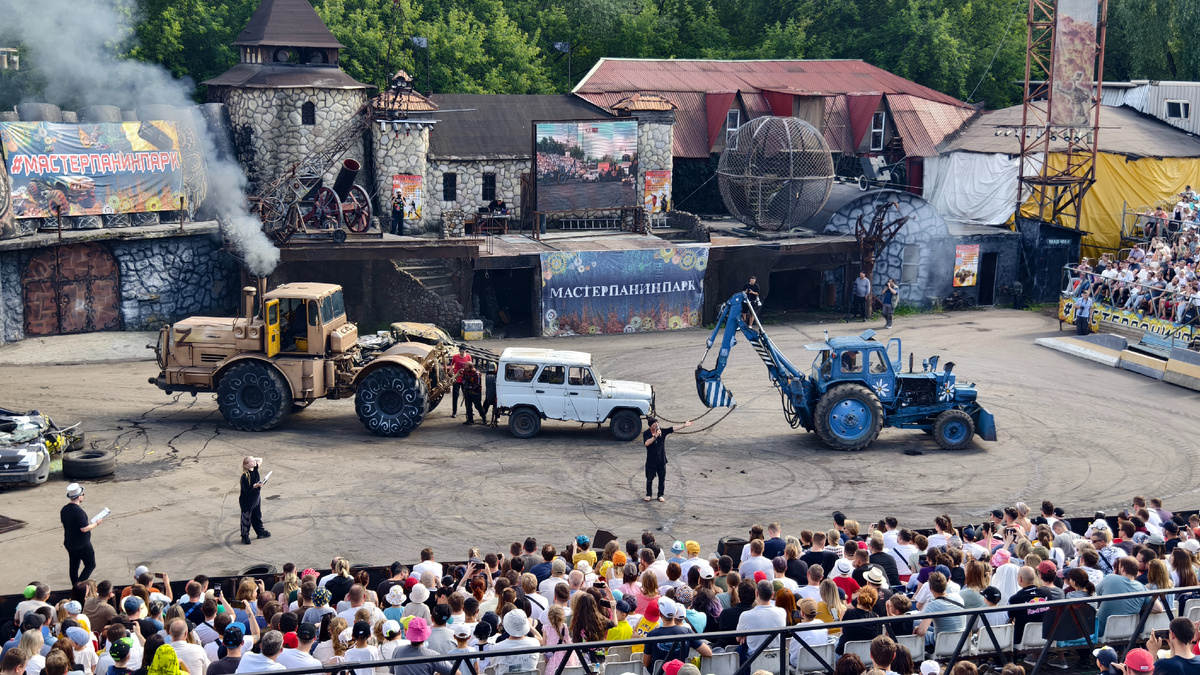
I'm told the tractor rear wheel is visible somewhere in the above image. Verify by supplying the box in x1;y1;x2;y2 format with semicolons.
932;409;974;450
355;366;429;437
216;361;292;431
813;383;884;451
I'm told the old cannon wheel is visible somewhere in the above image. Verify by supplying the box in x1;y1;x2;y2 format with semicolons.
344;185;372;233
313;187;342;230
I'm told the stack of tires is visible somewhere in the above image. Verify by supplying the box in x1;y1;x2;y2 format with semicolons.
61;434;117;480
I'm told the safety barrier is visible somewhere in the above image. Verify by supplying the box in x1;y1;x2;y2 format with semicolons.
233;586;1192;675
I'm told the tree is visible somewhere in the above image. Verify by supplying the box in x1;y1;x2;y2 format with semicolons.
129;0;257;101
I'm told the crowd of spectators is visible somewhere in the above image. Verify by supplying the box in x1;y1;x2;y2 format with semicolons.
5;497;1200;675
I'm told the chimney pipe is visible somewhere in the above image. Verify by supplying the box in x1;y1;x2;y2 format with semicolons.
242;286;256;321
256;277;268;319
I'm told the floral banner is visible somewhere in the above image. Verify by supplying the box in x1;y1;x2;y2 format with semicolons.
540;245;709;337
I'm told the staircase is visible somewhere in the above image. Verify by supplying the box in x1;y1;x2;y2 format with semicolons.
395;261;457;301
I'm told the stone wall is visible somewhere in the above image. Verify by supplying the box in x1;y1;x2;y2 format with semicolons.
824;190;955;307
372;125;430;233
634;116;674;211
425;158;528;230
223;87;369;191
109;234;241;330
0;234;239;343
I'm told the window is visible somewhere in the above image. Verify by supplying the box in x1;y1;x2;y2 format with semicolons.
504;364;537;382
726;110;741;143
266;303;278;325
901;244;921;284
839;351;863;374
568;367;595;386
869;351;889;375
319;296;334;324
537;365;565;385
329;290;345;320
1166;100;1191;120
870;112;886;151
301;101;315;126
442;172;457;201
482;173;496;201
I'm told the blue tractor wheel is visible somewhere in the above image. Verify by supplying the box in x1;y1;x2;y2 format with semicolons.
932;409;974;450
813;383;884;451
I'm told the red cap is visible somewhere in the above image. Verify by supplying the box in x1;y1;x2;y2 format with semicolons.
857;542;868;550
404;577;419;590
663;661;684;675
283;632;298;649
1036;560;1057;575
753;571;768;582
643;600;660;622
1124;649;1155;672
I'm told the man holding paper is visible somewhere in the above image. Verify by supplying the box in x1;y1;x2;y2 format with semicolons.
61;483;102;584
239;456;271;545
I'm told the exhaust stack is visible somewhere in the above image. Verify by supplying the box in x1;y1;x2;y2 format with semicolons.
242;286;256;320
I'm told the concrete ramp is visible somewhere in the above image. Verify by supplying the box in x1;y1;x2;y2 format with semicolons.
1165;347;1200;392
1035;335;1124;367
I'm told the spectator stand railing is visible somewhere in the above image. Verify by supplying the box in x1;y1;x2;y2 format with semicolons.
1060;264;1200;332
1122;198;1197;246
252;586;1188;675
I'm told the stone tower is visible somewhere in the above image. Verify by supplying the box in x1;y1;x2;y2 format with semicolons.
203;0;371;190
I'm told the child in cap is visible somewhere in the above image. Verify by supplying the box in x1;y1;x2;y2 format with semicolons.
378;621;403;660
107;638;134;675
920;660;942;675
1094;647;1121;675
447;623;477;674
343;621;380;675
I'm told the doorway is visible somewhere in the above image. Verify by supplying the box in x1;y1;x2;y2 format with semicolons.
22;242;121;336
474;267;535;337
977;252;997;305
764;269;823;311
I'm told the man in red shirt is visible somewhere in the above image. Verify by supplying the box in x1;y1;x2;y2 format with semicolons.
450;345;472;418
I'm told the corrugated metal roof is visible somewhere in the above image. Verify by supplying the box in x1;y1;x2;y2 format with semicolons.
234;0;344;48
705;91;737;150
938;103;1200;158
610;94;676;111
203;63;368;88
822;95;853;153
574;59;972;109
886;94;979;157
574;91;710;157
426;94;612;159
741;92;772;119
847;93;882;148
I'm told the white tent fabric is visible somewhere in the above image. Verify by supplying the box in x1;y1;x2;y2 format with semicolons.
924;152;1044;225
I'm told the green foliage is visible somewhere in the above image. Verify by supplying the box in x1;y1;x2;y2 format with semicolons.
12;0;1178;110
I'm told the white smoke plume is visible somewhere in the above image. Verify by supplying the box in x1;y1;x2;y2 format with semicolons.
4;0;280;276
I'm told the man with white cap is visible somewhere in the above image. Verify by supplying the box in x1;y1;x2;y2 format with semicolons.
61;483;102;585
643;598;712;671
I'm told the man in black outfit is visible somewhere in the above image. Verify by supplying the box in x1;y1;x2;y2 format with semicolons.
867;535;901;587
61;483;102;585
741;276;762;323
642;416;691;502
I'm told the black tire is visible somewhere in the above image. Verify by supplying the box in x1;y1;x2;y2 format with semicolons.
933;409;975;451
67;431;86;452
355;366;429;437
62;449;116;479
508;407;541;439
217;361;292;431
332;228;347;244
813;383;884;451
610;409;642;442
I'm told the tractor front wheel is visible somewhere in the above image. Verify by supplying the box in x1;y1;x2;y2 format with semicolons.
932;409;974;450
355;366;429;437
813;383;884;451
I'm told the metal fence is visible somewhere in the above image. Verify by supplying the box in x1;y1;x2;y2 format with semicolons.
243;586;1193;675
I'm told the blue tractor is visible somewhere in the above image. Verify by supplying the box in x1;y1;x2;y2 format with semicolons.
696;292;996;451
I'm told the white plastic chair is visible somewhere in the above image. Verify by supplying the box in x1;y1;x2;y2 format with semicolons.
973;623;1015;654
750;648;785;675
1101;614;1140;644
700;652;739;675
791;641;835;674
931;630;967;659
1182;598;1200;619
1141;612;1171;639
841;640;873;665
1188;606;1200;625
601;662;644;675
895;634;924;657
606;647;633;664
1014;623;1047;652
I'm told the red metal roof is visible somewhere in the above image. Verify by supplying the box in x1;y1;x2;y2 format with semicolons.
574;59;972;109
574;91;710;157
705;91;737;150
885;94;979;157
822;95;854;153
847;93;883;148
740;92;772;119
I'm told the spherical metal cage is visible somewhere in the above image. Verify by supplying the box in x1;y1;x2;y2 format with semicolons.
717;117;835;232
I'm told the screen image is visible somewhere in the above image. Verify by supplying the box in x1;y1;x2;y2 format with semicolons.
535;120;638;211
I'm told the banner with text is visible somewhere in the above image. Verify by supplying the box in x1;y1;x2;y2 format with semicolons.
644;170;671;214
541;245;708;337
392;175;424;221
953;244;980;286
1049;0;1098;127
1;121;184;218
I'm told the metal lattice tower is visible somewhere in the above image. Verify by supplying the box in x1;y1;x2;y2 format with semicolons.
717;117;835;232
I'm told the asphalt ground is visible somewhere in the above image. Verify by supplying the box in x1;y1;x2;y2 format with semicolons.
2;308;1197;593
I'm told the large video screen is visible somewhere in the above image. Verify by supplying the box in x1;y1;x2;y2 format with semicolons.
534;120;638;212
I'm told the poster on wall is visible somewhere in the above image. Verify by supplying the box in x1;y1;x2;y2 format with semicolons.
1049;0;1098;127
534;119;638;211
953;244;980;287
392;175;424;221
644;170;671;214
0;121;185;218
541;245;708;337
